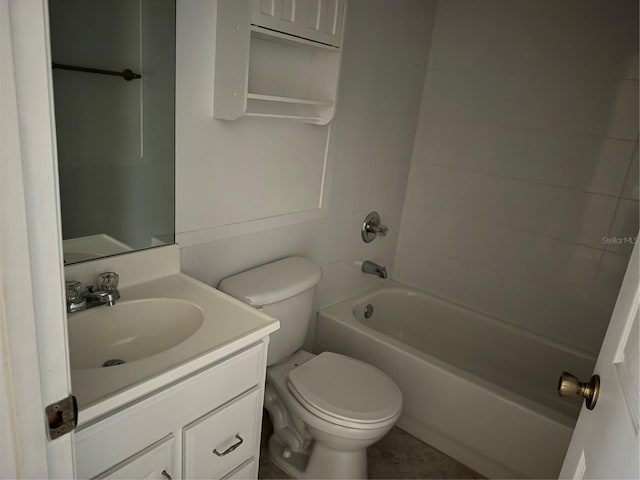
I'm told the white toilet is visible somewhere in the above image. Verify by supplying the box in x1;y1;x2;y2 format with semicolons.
219;256;402;479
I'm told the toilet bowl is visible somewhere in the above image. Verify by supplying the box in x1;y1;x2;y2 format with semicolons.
265;350;402;478
219;257;403;479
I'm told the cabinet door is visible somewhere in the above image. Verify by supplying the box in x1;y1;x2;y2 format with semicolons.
251;0;344;47
96;435;175;480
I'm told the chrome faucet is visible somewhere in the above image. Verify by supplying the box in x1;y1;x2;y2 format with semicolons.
65;272;120;313
361;260;388;279
85;287;120;307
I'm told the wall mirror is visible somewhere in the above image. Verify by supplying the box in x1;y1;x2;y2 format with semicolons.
49;0;176;264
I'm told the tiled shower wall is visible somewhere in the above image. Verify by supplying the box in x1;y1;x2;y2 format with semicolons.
394;0;639;355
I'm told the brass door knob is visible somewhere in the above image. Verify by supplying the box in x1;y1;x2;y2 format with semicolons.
558;372;600;410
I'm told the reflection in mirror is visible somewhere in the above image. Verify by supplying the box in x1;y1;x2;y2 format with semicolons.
49;0;176;264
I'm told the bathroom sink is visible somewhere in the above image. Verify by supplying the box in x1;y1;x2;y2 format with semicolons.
68;298;204;369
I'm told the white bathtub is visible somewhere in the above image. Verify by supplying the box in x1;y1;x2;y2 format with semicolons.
316;281;596;479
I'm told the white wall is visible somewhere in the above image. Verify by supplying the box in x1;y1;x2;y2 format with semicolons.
178;0;438;340
395;0;639;355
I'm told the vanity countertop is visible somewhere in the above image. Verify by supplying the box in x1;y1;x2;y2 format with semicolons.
69;272;279;426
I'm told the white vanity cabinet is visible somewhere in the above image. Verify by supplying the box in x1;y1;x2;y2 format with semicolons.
214;0;346;124
75;342;268;480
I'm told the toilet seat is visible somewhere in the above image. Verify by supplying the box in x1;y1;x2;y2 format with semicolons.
287;352;402;429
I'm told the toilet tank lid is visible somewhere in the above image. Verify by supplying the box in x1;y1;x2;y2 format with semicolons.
218;257;322;307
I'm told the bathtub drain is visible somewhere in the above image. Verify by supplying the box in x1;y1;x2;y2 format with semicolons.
364;304;374;319
103;359;125;367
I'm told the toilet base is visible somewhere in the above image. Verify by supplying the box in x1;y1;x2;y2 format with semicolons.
269;435;367;479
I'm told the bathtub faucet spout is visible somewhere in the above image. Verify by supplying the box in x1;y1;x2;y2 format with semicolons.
362;260;388;279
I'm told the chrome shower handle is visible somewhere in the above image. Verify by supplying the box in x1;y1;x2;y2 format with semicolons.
368;223;388;236
362;211;388;243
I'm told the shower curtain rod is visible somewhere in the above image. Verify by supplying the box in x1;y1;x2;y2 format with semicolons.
52;63;141;81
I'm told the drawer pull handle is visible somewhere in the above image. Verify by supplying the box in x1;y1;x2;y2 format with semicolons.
161;470;172;480
212;434;244;457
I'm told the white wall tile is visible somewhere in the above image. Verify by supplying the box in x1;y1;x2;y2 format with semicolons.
488;132;635;196
405;164;569;236
490;278;554;336
420;70;518;126
428;0;638;79
398;198;610;297
395;0;637;355
541;293;611;355
412;119;497;173
591;252;633;308
556;192;618;248
228;221;259;237
493;278;610;354
622;144;639;200
314;260;384;311
526;77;639;139
420;70;639;139
394;245;504;319
413;121;634;195
607;199;640;255
577;139;636;196
397;204;467;255
322;152;335;189
335;0;437;116
193;225;229;244
605;79;639;140
489;229;601;294
175;231;195;248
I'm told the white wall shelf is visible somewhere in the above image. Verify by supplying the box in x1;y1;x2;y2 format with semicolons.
214;0;345;125
246;93;333;106
245;112;322;121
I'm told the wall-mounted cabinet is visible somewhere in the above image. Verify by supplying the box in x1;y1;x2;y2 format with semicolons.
214;0;345;125
251;0;344;47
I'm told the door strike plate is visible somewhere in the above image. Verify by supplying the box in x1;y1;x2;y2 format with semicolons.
46;394;78;439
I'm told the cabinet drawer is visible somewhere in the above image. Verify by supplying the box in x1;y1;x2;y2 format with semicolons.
96;435;174;479
223;459;256;479
183;388;262;479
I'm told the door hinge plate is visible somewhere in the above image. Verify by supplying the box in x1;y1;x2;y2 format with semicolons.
46;394;77;440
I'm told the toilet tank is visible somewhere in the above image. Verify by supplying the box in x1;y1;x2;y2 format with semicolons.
218;257;322;365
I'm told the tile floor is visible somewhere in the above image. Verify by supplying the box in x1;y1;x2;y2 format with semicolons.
259;424;483;479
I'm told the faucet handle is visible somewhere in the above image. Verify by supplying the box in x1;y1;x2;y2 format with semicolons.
362;211;389;243
65;280;88;313
65;280;83;302
98;272;119;291
370;223;388;236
